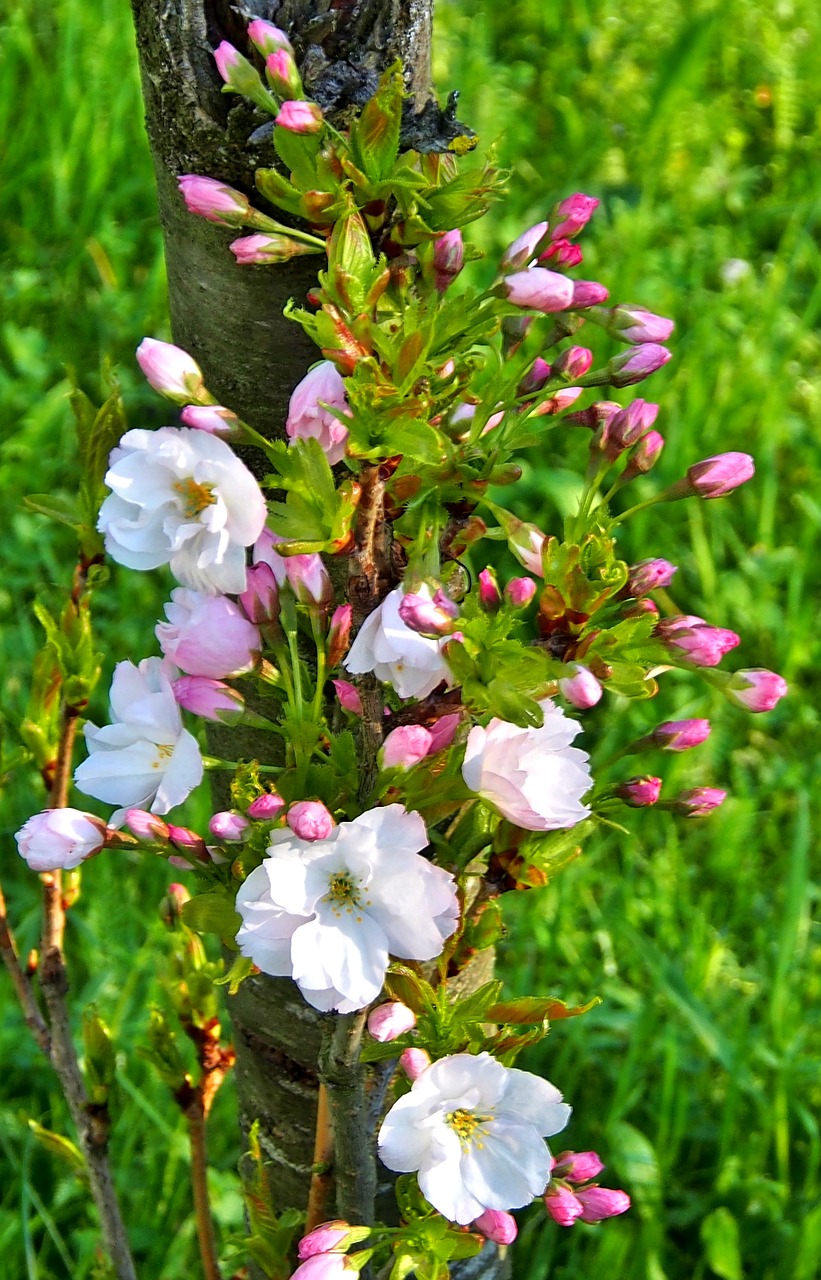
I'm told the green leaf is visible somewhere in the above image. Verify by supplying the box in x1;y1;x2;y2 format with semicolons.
214;953;256;996
351;64;404;182
700;1207;743;1280
22;493;82;528
255;167;304;216
27;1121;86;1177
608;1120;663;1213
181;891;241;946
486;994;600;1024
82;1007;117;1104
273;126;321;190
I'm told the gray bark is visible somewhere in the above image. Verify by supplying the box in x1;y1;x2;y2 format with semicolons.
130;4;506;1275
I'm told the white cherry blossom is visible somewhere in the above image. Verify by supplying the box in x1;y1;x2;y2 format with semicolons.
98;427;267;594
462;699;592;831
15;809;107;872
378;1051;571;1224
235;804;458;1012
344;585;452;700
74;658;203;822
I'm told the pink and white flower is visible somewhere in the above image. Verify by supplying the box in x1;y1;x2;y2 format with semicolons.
344;585;453;701
156;588;260;677
286;362;351;465
74;658;203;820
98;427;267;595
235;805;458;1012
136;338;206;404
15;809;108;872
462;700;592;831
378;1051;571;1224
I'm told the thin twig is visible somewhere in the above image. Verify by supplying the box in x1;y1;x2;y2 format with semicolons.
305;1082;334;1233
187;1101;223;1280
319;1011;376;1226
0;881;50;1054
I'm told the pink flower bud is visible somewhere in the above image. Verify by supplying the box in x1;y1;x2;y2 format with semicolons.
180;404;240;437
656;616;740;667
544;1184;585;1226
553;346;593;379
287;800;334;841
136;337;205;404
572;280;609;308
293;1254;357;1277
213;40;242;83
160;882;190;926
575;1186;631;1222
332;679;363;716
286;361;351;465
266;49;302;98
328;605;353;667
608;305;674;344
621;429;665;480
247;793;286;820
15;809;108;872
399;1047;431;1081
552;1151;605;1183
426;712;461;754
673;787;728;817
501;221;549;272
479;568;502;611
247;19;293;57
501;314;533;355
617;776;663;808
503;268;575;313
157;589;260;678
285;554;333;608
398;590;458;635
533;387;584;417
380;725;433;770
298;1220;370;1261
177;175;251;227
651;719;711;751
126;810;170;840
450;401;505;438
433;229;465;292
602;399;660;457
473;1210;518;1245
518;357;553;397
627;558;677;594
686;452;755;499
209;811;249;842
725;668;788;712
172;676;245;722
213;42;268;101
505;577;537;609
609;344;672;387
167;825;207;860
558;664;603;709
240;563;280;625
276;100;323;134
367;1001;417;1042
540;239;583;269
550;193;600;240
230;233;318;265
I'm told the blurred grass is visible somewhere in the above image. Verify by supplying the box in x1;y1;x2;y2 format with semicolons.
1;0;819;1277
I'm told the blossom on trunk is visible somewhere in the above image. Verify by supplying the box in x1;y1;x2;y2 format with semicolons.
462;700;592;831
344;585;453;700
74;658;203;820
378;1051;571;1224
156;588;260;677
235;805;459;1012
16;809;108;872
98;427;267;595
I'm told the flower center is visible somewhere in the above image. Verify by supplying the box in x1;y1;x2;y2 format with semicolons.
173;478;217;518
324;871;372;922
447;1108;493;1150
151;743;175;769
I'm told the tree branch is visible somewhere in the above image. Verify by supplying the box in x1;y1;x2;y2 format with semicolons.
319;1011;376;1226
0;881;50;1054
305;1081;334;1232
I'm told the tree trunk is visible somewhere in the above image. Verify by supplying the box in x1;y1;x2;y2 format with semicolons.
129;4;507;1275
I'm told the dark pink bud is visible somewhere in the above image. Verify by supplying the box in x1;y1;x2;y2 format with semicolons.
622;597;660;620
617;776;663;808
367;1001;417;1042
575;1186;631;1222
426;712;461;754
230;233;320;265
332;679;363;716
673;787;728;817
608;305;674;344
276;100;323;134
126;810;169;840
297;1220;369;1260
433;229;465;292
687;452;755;498
554;346;593;379
505;577;537;609
177;175;251;228
473;1210;518;1245
328;605;353;667
180;404;240;437
172;676;245;722
501;221;549;272
608;344;672;387
399;1047;430;1081
602;399;660;457
247;20;293;56
550;193;600;240
558;664;603;709
266;49;302;99
652;719;711;751
399;590;458;635
572;280;609;308
627;558;677;594
656;616;740;667
247;793;286;820
726;668;788;712
552;1151;605;1183
479;568;502;611
623;429;665;477
540;238;583;269
167;825;207;860
287;800;334;841
240;562;280;625
518;356;553;397
503;268;575;313
533;386;584;417
544;1184;584;1226
209;811;249;842
380;725;433;770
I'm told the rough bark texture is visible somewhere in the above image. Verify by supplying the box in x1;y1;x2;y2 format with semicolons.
130;4;505;1276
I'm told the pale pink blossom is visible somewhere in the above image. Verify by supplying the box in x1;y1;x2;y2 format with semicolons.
558;664;603;709
125;809;169;840
180;405;239;437
380;725;433;770
209;811;249;842
607;304;674;344
500;221;549;272
276;100;323;133
292;1255;356;1278
172;675;245;723
286;362;351;465
297;1220;369;1260
247;793;286;820
156;588;260;678
399;1047;431;1080
725;668;788;712
136;338;206;404
473;1209;518;1245
344;585;452;701
503;268;575;313
177;175;250;227
398;589;459;635
15;809;107;872
367;1001;417;1042
287;801;335;841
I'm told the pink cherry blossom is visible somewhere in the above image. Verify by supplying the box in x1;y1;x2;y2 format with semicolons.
286;363;351;466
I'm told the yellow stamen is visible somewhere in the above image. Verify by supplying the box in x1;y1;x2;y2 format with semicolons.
173;477;217;518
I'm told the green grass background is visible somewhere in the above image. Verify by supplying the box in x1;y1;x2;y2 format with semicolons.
1;0;819;1276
